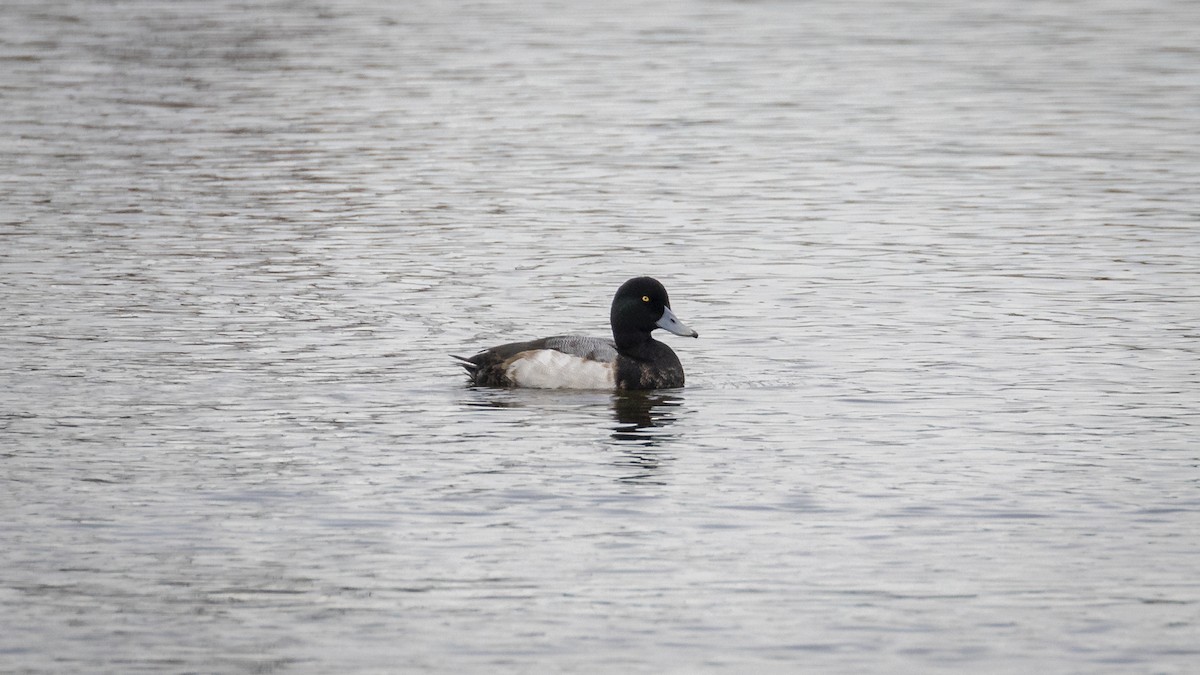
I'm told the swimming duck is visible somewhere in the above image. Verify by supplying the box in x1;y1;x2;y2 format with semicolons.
454;276;698;390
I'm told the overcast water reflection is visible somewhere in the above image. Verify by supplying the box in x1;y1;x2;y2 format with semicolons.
2;0;1198;673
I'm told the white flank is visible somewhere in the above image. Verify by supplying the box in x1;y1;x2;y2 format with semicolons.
505;350;615;389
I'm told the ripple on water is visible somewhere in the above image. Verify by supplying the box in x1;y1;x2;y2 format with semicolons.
2;0;1199;672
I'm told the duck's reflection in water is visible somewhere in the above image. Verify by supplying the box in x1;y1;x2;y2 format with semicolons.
610;391;683;483
457;388;684;482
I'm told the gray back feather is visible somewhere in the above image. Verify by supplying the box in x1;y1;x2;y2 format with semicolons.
542;336;618;362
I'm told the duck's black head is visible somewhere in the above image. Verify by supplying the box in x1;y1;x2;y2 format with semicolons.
610;276;698;350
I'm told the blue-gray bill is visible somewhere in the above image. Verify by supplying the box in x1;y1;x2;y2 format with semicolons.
656;306;698;338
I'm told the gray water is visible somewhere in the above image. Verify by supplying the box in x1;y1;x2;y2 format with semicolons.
2;0;1199;672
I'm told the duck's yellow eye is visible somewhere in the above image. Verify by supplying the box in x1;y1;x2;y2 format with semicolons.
642;295;650;302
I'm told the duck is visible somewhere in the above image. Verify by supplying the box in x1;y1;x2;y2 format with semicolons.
454;276;698;390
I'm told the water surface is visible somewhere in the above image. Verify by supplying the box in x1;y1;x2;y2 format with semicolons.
2;0;1198;672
